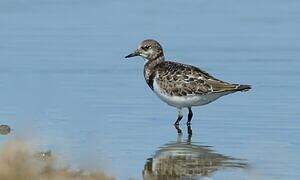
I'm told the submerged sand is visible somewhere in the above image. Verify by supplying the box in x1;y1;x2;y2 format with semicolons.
0;140;114;180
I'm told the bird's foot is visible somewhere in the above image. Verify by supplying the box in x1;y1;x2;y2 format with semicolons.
174;124;182;134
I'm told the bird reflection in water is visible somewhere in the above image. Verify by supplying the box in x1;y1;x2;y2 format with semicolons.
143;131;248;180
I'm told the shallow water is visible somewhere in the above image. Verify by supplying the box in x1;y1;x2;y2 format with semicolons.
0;0;300;179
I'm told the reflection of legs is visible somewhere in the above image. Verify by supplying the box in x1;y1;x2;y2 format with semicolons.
174;108;183;134
187;107;193;125
187;128;192;143
176;132;183;143
187;124;192;136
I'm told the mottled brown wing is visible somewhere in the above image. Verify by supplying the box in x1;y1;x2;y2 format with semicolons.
155;61;238;96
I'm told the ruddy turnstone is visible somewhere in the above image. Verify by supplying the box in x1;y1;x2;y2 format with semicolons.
125;39;251;132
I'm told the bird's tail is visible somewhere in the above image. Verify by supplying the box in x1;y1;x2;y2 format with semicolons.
234;84;251;92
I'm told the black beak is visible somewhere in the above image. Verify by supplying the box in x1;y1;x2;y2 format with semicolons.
125;50;140;58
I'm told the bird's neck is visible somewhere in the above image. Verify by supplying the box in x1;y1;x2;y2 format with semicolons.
143;57;164;90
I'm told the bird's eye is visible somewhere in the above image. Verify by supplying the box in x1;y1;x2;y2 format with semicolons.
142;45;150;50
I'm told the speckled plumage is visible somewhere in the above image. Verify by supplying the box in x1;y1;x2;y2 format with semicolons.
146;61;247;97
126;39;251;130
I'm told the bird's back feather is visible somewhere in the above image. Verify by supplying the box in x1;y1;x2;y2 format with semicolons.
152;61;250;97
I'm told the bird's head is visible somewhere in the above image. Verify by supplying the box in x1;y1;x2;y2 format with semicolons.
125;39;164;61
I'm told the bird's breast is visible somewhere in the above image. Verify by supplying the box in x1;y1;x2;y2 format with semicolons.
152;78;224;108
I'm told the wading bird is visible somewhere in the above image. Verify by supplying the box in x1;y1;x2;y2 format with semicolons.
125;39;251;134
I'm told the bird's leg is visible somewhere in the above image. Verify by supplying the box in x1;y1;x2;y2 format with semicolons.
187;107;193;135
174;108;183;125
187;107;193;125
174;108;183;134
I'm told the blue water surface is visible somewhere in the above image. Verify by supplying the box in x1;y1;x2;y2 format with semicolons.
0;0;300;179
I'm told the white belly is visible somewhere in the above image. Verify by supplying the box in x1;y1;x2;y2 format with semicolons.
153;79;225;108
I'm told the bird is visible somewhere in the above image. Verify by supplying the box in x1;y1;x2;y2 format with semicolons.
125;39;251;133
